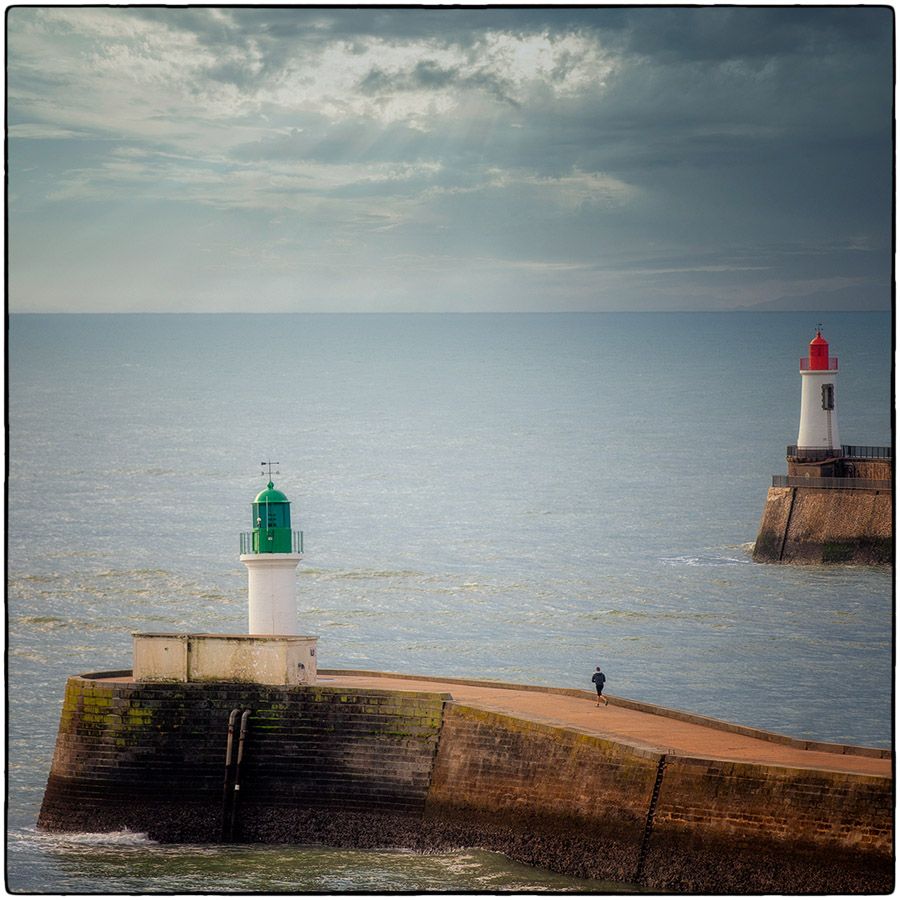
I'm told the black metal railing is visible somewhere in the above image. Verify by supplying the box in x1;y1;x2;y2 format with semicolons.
773;475;891;491
786;444;893;461
841;444;893;460
785;446;840;461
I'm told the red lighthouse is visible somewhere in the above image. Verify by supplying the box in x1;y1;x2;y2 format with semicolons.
797;327;839;452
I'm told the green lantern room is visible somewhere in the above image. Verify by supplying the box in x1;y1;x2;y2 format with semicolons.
240;480;303;554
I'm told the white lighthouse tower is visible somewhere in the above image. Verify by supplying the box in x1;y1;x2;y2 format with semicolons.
797;327;840;454
240;471;303;635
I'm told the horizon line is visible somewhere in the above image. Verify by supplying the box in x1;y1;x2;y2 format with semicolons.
8;308;892;316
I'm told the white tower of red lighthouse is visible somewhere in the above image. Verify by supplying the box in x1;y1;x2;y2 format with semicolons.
797;327;840;453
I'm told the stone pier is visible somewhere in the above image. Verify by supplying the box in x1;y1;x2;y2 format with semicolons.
39;669;892;893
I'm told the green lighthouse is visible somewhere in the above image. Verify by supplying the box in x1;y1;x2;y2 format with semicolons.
240;480;304;555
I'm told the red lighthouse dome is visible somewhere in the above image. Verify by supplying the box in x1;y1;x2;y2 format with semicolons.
807;329;832;371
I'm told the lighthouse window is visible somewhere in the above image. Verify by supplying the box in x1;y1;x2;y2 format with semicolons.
260;505;289;529
822;384;835;410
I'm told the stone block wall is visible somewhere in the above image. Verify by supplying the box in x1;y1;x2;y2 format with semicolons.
423;703;660;884
785;458;891;480
753;486;795;560
641;755;893;891
422;705;892;891
753;486;892;564
427;705;660;823
842;458;891;480
656;756;892;852
39;675;446;842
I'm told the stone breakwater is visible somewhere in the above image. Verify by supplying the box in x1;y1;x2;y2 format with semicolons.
754;485;892;565
39;672;893;893
754;454;892;565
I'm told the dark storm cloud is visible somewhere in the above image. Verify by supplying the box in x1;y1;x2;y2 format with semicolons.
358;59;520;107
141;6;891;69
130;7;616;91
618;6;889;62
223;7;622;44
131;6;893;165
7;6;893;311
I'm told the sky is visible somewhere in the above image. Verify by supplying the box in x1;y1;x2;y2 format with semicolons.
6;6;894;313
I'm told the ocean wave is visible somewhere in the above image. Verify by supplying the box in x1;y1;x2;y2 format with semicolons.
8;648;48;663
49;829;155;848
94;568;170;579
10;615;112;634
583;608;726;623
12;825;155;851
658;554;751;567
321;569;424;580
14;615;68;628
12;573;63;584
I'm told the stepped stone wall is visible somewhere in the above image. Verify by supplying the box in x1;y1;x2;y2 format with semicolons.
38;674;893;892
753;486;892;564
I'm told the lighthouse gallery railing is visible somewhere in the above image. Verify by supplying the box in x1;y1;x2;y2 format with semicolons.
799;356;838;370
786;444;893;461
240;531;304;554
772;475;891;491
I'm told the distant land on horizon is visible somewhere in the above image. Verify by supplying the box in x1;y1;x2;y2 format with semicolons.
737;282;891;312
8;283;894;317
9;306;893;315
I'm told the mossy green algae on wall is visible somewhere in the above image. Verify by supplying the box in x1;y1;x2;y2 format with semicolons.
40;675;447;841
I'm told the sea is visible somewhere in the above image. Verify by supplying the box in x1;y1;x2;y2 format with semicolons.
7;311;893;893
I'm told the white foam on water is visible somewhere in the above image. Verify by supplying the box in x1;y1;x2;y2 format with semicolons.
658;554;751;567
38;827;156;849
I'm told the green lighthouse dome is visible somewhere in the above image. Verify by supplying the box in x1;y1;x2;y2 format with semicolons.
246;479;298;554
254;482;289;505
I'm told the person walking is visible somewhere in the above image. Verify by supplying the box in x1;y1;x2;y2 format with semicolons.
591;666;608;706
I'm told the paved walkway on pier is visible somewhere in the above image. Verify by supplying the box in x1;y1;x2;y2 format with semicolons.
320;672;891;778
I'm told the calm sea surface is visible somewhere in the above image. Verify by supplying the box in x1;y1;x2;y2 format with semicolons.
7;312;893;892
